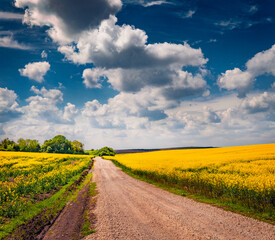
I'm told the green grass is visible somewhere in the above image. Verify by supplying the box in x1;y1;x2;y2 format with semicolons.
0;170;91;240
81;210;95;237
81;182;97;237
110;159;275;225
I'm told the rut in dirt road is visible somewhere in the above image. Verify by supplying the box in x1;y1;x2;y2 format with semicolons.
85;157;275;240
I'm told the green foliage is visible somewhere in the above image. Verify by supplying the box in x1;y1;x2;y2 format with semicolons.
90;147;116;156
0;138;19;151
41;135;86;154
0;136;85;154
71;140;84;154
41;135;72;153
17;138;40;152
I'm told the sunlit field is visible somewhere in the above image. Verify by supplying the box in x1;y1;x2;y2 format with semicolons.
110;144;275;216
0;151;91;223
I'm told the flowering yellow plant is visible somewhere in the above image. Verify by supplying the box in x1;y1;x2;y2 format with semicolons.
110;144;275;211
0;151;91;220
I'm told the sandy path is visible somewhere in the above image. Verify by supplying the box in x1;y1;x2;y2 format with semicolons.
86;157;275;240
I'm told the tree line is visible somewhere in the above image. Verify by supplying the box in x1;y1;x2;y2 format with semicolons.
0;135;85;154
0;135;116;156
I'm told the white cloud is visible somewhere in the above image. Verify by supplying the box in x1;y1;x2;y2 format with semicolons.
218;68;253;98
63;103;78;122
15;0;208;102
215;19;241;30
181;10;196;19
1;88;275;149
82;68;103;88
246;44;275;76
142;1;171;7
30;86;63;103
19;62;50;82
241;92;275;114
124;1;173;7
204;107;221;123
41;50;47;58
15;0;122;44
0;36;31;50
218;44;275;97
60;16;207;99
0;11;23;20
58;17;206;68
3;1;274;149
0;87;22;123
21;86;78;124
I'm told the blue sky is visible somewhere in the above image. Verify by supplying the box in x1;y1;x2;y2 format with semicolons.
0;0;275;149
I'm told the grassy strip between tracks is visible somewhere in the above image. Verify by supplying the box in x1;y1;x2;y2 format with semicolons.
0;168;93;240
81;181;97;238
110;159;274;225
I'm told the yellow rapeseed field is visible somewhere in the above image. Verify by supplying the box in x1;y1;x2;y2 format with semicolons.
110;144;275;213
0;151;91;222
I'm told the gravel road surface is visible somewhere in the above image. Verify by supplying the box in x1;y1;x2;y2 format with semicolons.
86;157;275;240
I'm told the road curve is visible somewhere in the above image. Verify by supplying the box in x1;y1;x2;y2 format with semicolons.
85;157;275;240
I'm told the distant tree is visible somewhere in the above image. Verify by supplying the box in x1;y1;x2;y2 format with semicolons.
71;140;84;154
17;138;40;152
92;147;116;156
0;138;19;151
41;135;73;153
17;138;27;151
27;140;40;152
1;138;15;149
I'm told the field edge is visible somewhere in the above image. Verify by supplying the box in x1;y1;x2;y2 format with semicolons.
109;158;275;225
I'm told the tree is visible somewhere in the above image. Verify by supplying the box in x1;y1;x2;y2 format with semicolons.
17;138;27;151
17;138;40;152
0;138;19;151
92;147;116;156
27;140;40;152
71;140;84;154
41;135;73;153
1;138;15;149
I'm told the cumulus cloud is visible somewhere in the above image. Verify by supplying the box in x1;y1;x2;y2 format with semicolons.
241;92;275;114
204;107;221;123
0;87;22;123
30;86;63;103
218;44;275;97
81;89;172;129
246;44;275;76
58;17;206;67
63;103;78;122
0;36;31;50
20;86;78;124
2;88;275;149
19;62;50;82
15;0;122;44
15;0;208;102
82;68;103;88
24;86;64;122
218;68;253;98
60;16;208;99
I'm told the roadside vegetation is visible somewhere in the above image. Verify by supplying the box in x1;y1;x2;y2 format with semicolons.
109;143;275;222
88;147;116;156
0;151;94;239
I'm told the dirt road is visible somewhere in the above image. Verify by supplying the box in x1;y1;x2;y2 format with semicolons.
86;157;275;240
